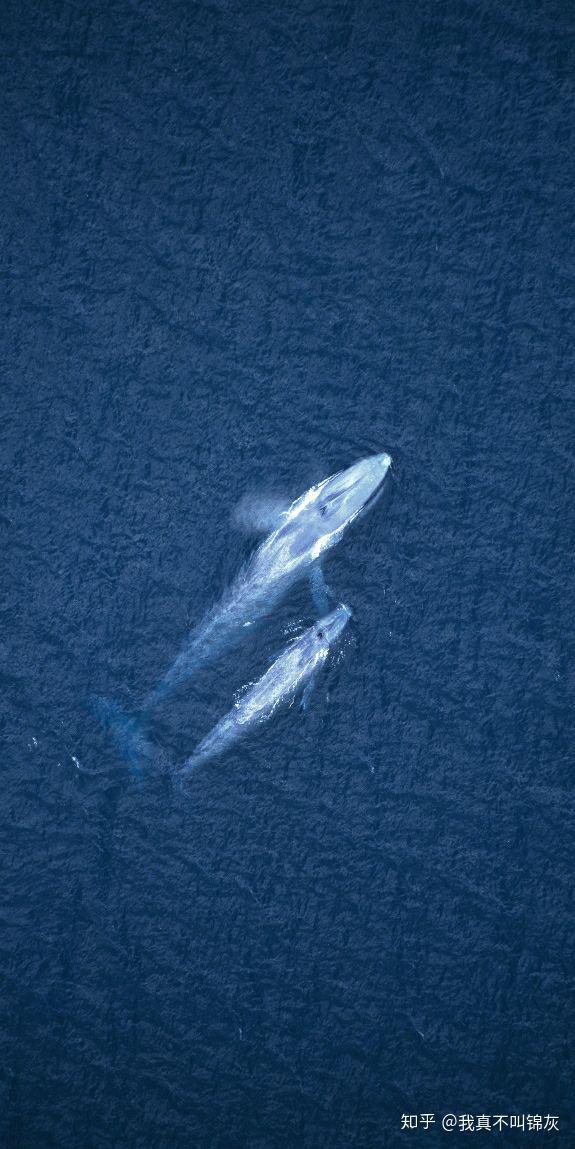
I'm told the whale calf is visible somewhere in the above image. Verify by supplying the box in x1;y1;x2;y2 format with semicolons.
178;604;351;780
144;452;391;709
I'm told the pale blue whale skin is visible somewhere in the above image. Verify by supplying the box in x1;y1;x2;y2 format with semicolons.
144;452;391;709
178;604;351;780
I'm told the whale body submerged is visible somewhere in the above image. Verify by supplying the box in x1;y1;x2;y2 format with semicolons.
145;452;391;709
178;604;351;780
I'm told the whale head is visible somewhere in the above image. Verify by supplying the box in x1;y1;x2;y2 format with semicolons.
288;452;392;560
314;452;391;529
314;603;352;649
299;603;352;666
254;452;392;578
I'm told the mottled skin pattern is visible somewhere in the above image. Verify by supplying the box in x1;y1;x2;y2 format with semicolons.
180;605;351;775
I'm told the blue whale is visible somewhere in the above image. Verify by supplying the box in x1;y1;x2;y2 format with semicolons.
179;604;351;780
144;452;391;709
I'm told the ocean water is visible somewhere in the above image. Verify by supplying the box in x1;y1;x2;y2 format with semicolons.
1;1;573;1146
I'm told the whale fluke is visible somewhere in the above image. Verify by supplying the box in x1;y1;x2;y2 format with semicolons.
90;696;154;777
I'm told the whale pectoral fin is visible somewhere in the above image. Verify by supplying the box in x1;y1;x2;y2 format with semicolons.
232;495;290;535
300;672;319;712
309;563;333;615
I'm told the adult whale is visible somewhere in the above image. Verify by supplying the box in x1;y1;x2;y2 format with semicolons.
144;452;391;710
178;604;351;781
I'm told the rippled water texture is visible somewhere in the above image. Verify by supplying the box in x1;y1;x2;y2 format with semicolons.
2;0;573;1146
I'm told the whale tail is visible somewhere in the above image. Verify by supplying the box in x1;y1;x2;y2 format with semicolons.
90;696;155;778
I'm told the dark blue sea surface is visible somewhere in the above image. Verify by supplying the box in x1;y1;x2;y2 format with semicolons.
1;1;573;1146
